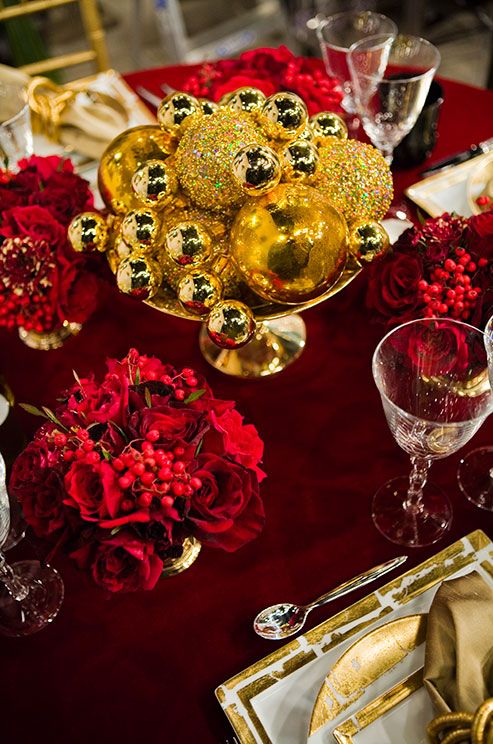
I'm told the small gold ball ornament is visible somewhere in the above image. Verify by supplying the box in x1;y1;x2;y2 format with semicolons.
261;92;308;143
309;112;348;144
226;87;266;114
116;253;162;300
206;300;256;349
199;99;218;115
177;269;222;315
68;212;108;252
165;222;213;266
232;144;282;196
121;208;161;247
131;159;178;208
282;140;319;181
157;92;202;133
348;220;390;265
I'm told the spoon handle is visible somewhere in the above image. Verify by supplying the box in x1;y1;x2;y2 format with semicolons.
305;555;407;612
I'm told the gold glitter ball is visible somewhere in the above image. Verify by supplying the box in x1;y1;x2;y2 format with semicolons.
68;212;108;253
314;140;393;222
175;108;267;212
206;300;256;349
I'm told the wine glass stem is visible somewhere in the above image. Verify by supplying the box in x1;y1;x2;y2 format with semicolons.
0;550;29;601
404;456;431;515
381;145;394;166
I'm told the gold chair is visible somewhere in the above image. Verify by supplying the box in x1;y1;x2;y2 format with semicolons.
0;0;109;76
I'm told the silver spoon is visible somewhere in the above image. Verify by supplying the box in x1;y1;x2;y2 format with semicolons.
253;555;407;640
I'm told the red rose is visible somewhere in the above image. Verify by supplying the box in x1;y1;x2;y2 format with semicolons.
61;372;130;428
0;187;23;208
413;214;466;264
29;175;93;226
405;321;470;377
58;265;99;324
366;252;425;325
128;405;209;448
81;532;163;592
187;453;264;551
1;205;65;246
203;408;266;481
17;154;73;180
468;210;493;260
10;440;66;537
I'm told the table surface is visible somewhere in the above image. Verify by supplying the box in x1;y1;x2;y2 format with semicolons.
1;64;493;744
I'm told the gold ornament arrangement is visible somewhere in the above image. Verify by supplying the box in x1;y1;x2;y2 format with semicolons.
68;88;393;377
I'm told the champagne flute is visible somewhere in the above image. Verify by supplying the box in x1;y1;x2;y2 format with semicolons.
348;34;440;164
372;318;493;547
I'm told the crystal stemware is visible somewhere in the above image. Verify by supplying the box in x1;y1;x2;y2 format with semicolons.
372;318;493;547
348;34;440;164
0;82;33;170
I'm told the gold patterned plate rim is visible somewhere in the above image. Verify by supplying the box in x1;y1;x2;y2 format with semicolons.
466;152;493;216
309;613;427;736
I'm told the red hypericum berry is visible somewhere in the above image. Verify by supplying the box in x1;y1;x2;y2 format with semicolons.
82;440;94;452
444;258;456;272
174;389;186;401
75;448;85;459
182;368;194;377
142;442;154;456
113;457;125;472
78;429;89;441
425;308;435;317
455;247;465;256
455;301;464;312
160;375;173;384
54;433;67;446
418;279;428;291
429;284;440;296
477;195;491;206
173;460;185;474
145;429;160;442
438;303;448;314
467;290;478;300
185;377;198;387
138;492;153;507
183;485;193;497
190;477;202;490
119;475;132;489
123;452;135;467
132;462;145;476
141;471;154;486
423;293;431;303
158;467;173;481
160;495;174;508
85;451;100;464
174;446;185;457
144;457;156;469
171;482;185;496
154;450;168;466
455;264;465;274
63;450;75;462
121;499;134;512
466;261;477;272
446;289;456;299
156;481;170;493
478;257;488;267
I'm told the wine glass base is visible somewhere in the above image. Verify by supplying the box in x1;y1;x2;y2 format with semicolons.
458;446;493;511
372;477;452;548
0;560;64;636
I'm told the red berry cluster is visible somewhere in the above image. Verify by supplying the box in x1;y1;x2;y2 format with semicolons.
418;246;487;321
476;195;491;210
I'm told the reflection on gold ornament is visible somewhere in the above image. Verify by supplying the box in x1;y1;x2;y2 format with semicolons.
232;144;282;196
199;99;218;115
282;140;319;181
348;220;390;265
131;159;178;208
165;222;213;266
261;92;308;143
121;208;160;247
206;300;255;348
226;87;266;113
230;183;348;304
177;269;222;315
117;253;162;299
309;112;348;144
157;92;201;133
68;212;108;252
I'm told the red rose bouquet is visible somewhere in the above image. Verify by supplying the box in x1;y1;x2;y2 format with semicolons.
10;349;266;593
366;211;493;328
182;46;343;116
0;155;102;335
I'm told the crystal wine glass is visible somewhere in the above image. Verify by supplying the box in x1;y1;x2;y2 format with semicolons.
0;82;33;170
315;10;397;133
348;34;440;164
372;318;493;547
0;452;64;636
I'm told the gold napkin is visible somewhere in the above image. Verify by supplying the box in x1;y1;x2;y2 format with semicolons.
424;571;493;715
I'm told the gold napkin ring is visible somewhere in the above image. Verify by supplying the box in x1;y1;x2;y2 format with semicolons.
427;700;493;743
27;77;76;142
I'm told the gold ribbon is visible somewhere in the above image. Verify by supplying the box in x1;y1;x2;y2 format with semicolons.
428;699;493;743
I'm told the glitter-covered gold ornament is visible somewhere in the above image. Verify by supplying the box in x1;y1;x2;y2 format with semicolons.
261;92;308;143
131;159;178;208
116;253;162;299
199;99;218;115
282;140;319;182
348;220;390;265
121;208;161;248
314;140;393;222
68;212;108;253
157;92;202;133
232;144;282;196
177;269;222;315
165;222;213;266
310;112;348;144
226;87;266;114
98;126;174;214
231;183;347;304
206;300;255;349
175;108;267;212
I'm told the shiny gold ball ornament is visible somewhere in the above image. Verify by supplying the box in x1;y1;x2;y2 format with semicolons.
348;220;390;265
68;212;108;253
309;112;348;144
226;87;266;114
231;183;347;305
199;99;218;115
206;300;256;349
98;126;174;214
232;144;282;196
282;140;319;182
131;159;178;208
175;108;267;212
165;222;213;266
116;253;162;300
314;140;393;222
157;92;202;133
260;92;308;143
121;208;161;248
177;269;222;316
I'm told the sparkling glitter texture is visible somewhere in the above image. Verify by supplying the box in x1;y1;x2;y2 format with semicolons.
314;140;393;223
175;109;267;212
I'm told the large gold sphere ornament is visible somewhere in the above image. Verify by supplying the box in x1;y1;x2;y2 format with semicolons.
261;92;308;143
98;126;174;214
231;183;348;305
177;269;222;315
282;140;319;182
206;300;256;349
68;212;108;253
348;220;390;265
165;222;213;266
157;92;202;134
131;159;178;208
121;208;161;248
175;109;267;212
116;253;162;299
232;144;282;196
226;87;266;114
309;112;348;144
314;139;393;222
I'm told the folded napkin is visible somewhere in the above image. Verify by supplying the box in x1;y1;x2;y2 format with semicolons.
424;571;493;715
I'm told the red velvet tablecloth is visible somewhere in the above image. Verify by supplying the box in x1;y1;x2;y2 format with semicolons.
1;66;493;744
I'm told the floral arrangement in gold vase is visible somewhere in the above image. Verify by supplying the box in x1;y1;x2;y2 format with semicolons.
68;88;394;377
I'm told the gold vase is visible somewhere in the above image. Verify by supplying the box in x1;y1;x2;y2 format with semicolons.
18;321;82;350
161;537;201;577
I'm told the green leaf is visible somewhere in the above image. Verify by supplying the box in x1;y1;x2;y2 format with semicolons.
19;403;47;418
73;369;83;387
109;421;129;443
416;208;427;225
184;388;206;404
101;449;111;461
135;367;141;385
42;406;61;425
110;525;123;536
195;438;204;456
145;387;152;408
